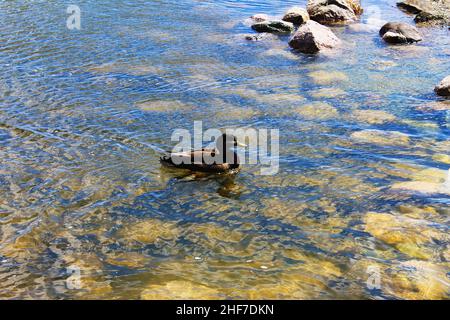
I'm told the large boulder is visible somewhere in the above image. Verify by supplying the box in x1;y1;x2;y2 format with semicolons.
307;0;363;24
288;20;341;54
397;0;450;25
282;6;310;25
379;22;422;44
251;20;295;34
435;76;450;97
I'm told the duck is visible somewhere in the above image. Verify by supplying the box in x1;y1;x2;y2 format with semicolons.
160;133;246;173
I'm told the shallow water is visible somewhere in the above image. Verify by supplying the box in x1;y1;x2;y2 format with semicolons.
0;0;449;299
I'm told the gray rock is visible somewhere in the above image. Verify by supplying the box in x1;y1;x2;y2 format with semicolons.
379;22;422;43
288;20;341;54
435;76;450;96
251;20;295;34
307;0;363;24
282;7;310;25
397;0;450;25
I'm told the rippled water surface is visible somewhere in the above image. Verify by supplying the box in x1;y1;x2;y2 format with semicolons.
0;0;449;299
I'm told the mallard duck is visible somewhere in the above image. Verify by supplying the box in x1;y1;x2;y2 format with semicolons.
160;134;245;173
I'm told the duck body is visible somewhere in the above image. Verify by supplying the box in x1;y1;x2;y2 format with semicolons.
160;134;242;174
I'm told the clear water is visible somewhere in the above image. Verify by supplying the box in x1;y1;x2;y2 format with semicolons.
0;0;449;299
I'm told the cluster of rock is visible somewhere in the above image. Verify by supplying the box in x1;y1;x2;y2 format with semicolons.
397;0;450;25
248;0;363;53
245;0;449;97
246;0;428;53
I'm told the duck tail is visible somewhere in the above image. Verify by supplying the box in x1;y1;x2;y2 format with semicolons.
160;155;175;167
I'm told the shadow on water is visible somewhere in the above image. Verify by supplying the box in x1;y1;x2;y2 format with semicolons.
160;166;243;199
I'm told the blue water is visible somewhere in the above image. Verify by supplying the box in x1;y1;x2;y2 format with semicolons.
0;0;449;299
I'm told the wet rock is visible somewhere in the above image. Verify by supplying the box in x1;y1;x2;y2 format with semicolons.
397;0;450;25
379;22;422;44
307;0;363;25
282;6;310;25
288;20;341;54
251;20;294;34
434;75;450;96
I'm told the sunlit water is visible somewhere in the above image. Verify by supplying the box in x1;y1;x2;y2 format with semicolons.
0;0;449;299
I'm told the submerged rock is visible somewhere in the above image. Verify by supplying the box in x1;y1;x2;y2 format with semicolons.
391;167;450;196
351;110;397;124
365;212;449;260
288;20;341;54
141;280;221;300
307;0;363;24
295;102;339;120
310;87;347;98
282;6;310;25
379;22;422;44
434;75;450;96
250;14;269;23
244;33;278;41
390;260;450;300
117;219;179;245
308;70;348;85
251;20;294;34
351;129;410;146
397;0;450;25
